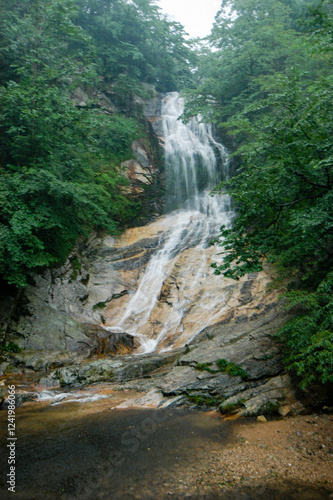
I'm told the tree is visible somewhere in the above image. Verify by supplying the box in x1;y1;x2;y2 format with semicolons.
211;72;333;284
0;0;141;286
206;0;333;387
75;0;196;93
183;0;315;128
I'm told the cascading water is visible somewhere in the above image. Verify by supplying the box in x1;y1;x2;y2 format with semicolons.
164;92;229;213
107;92;233;353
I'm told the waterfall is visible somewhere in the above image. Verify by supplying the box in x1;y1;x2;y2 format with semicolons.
107;92;233;353
164;92;229;213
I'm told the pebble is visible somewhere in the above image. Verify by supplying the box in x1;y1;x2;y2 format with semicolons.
257;415;267;423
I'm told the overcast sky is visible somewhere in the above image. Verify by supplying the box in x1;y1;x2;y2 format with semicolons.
157;0;222;38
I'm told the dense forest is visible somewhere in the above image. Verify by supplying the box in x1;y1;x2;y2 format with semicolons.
0;0;332;389
0;0;195;287
183;0;333;388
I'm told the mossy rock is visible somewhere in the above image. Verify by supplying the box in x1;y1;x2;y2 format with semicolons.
219;399;245;415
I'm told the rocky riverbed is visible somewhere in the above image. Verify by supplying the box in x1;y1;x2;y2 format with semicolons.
0;400;332;499
0;298;309;417
0;207;306;417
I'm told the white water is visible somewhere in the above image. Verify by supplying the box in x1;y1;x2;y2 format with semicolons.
108;93;233;353
164;92;229;212
37;390;109;405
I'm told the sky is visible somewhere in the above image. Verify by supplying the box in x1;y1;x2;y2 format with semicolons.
157;0;222;39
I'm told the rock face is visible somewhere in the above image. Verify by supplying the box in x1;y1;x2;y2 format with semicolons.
0;92;302;416
120;139;159;196
72;83;164;220
156;305;298;416
4;212;281;354
32;302;302;417
144;96;164;140
1;215;302;416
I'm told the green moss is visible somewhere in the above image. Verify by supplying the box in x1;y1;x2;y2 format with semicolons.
70;256;81;270
2;341;21;353
70;256;82;281
217;359;249;380
194;358;249;380
225;363;248;380
92;291;128;311
216;359;229;370
219;399;245;415
260;400;281;415
195;362;217;374
70;269;79;281
186;393;221;407
258;354;274;361
93;301;107;311
111;291;128;300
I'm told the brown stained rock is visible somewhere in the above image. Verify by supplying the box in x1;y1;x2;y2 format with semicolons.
120;159;154;195
81;324;137;356
2;211;296;411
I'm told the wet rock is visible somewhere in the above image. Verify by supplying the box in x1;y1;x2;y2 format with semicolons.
0;94;300;411
0;362;10;376
82;324;136;356
157;366;198;395
279;405;292;417
5;325;135;373
120;159;154;195
5;207;284;370
40;351;181;387
219;375;295;417
144;96;164;139
4;312;136;373
2;391;37;408
40;374;61;389
131;140;152;169
6;350;77;372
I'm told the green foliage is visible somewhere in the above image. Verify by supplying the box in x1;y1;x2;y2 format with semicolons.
0;0;197;287
195;362;216;373
2;341;22;353
186;393;221;407
216;359;249;380
194;359;249;379
0;0;148;286
92;301;108;311
277;271;333;388
69;256;81;280
216;359;229;370
187;0;333;388
75;0;196;93
210;70;333;385
182;0;313;126
212;72;333;282
219;399;245;414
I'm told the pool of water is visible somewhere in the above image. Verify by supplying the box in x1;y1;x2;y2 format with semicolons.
0;402;331;499
0;403;236;499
